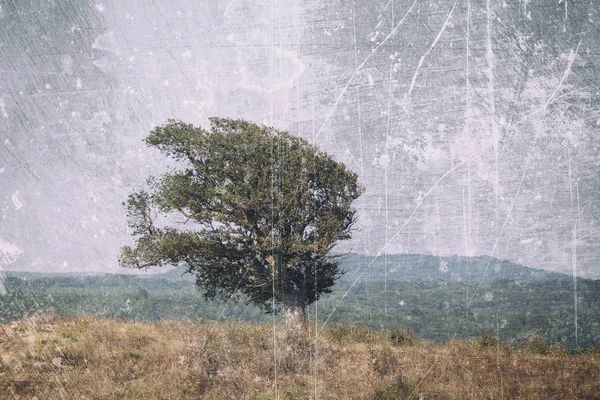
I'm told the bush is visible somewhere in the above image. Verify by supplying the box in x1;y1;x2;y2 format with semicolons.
324;323;372;344
524;335;551;355
474;330;498;348
389;327;418;347
374;375;417;399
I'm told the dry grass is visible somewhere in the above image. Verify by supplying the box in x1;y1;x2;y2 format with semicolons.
1;314;599;399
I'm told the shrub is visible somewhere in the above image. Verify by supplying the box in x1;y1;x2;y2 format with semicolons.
374;375;417;400
524;335;551;355
474;330;498;348
389;327;418;347
324;323;372;344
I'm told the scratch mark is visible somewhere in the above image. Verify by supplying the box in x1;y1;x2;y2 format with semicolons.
465;0;472;256
564;0;568;32
568;147;579;347
223;0;236;16
407;0;458;98
486;0;499;226
543;39;582;115
383;0;395;321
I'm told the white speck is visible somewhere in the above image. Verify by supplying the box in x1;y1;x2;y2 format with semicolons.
91;214;99;223
0;97;7;118
63;261;69;267
62;55;73;75
439;260;449;273
238;48;305;93
92;31;121;56
399;301;405;306
163;80;169;86
45;83;51;89
0;237;21;296
181;50;191;58
368;31;380;42
11;190;24;210
121;298;132;313
93;234;98;239
95;3;104;12
484;292;494;302
0;167;4;173
0;237;24;266
374;154;390;168
76;77;82;90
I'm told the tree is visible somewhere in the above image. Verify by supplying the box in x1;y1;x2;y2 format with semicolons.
119;118;362;325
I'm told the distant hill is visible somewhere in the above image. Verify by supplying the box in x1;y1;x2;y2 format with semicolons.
2;254;599;349
337;253;571;284
3;252;573;284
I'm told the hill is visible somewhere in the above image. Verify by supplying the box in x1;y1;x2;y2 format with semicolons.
1;253;599;349
337;253;570;283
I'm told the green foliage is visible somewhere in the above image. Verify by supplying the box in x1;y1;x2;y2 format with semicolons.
324;323;372;344
119;118;362;314
523;335;552;355
374;375;417;400
389;327;418;347
474;330;499;348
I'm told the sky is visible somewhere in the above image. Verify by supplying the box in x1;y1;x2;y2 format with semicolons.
1;0;600;280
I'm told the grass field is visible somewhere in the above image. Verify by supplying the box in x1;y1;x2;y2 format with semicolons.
1;314;599;399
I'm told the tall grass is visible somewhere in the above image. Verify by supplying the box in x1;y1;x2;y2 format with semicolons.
1;314;599;399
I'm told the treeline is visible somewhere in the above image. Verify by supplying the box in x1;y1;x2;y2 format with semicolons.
319;278;600;349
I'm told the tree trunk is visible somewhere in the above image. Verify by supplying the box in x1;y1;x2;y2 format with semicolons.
283;290;306;327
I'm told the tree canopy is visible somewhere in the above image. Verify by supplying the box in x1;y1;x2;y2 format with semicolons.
119;118;362;322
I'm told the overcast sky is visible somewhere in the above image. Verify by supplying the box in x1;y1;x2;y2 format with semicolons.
1;0;600;280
